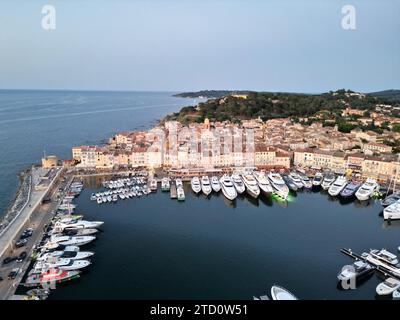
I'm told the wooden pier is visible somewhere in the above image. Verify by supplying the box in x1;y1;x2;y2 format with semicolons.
170;184;177;199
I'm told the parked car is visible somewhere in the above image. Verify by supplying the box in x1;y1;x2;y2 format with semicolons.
16;252;27;263
2;256;17;265
8;268;20;280
20;228;33;239
15;238;28;248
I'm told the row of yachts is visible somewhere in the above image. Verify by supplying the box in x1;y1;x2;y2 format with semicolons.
340;248;400;298
185;171;382;204
24;181;104;290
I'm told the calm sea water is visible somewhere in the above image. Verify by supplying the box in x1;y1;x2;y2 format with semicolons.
1;90;397;300
48;182;396;300
0;90;196;216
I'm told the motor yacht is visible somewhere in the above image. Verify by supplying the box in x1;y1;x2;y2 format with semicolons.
241;173;260;198
340;181;361;198
376;277;400;296
62;228;98;236
321;173;335;190
191;177;201;194
328;176;347;197
299;173;312;189
288;172;304;189
337;261;374;282
282;175;298;191
369;249;399;265
355;178;380;201
219;175;237;201
253;171;273;196
38;250;94;261
53;220;104;232
49;235;96;247
25;269;80;287
34;258;91;271
177;187;185;201
231;174;246;194
312;172;323;187
381;192;400;207
267;172;289;200
176;178;183;188
149;179;158;192
270;285;298;300
383;200;400;220
211;176;221;192
201;176;212;196
161;178;170;192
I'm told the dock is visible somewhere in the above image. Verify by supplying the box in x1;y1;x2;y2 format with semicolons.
170;184;177;199
341;248;400;280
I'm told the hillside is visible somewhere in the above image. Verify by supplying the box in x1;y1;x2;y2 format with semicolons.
164;89;400;125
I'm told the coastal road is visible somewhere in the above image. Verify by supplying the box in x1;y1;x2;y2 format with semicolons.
0;172;69;299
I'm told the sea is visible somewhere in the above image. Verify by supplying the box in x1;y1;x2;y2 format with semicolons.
1;90;398;300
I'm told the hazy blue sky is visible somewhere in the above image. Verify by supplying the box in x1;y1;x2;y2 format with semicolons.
0;0;399;92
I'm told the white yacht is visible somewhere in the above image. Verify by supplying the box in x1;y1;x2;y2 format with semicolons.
49;235;96;246
231;174;246;194
53;220;104;232
219;175;237;201
369;249;399;266
177;187;185;201
328;176;347;197
161;178;170;192
376;278;400;296
312;172;323;187
253;171;273;196
355;178;380;201
149;179;158;192
34;258;91;271
383;200;400;220
38;250;94;261
299;174;312;189
288;172;303;189
191;177;201;194
271;285;298;300
211;176;221;192
321;173;335;190
241;173;260;198
267;172;289;200
176;178;183;188
201;176;212;196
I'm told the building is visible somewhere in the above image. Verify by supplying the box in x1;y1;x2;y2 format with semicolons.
42;155;59;168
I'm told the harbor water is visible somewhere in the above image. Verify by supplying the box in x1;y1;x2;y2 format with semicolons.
51;181;395;300
1;90;398;300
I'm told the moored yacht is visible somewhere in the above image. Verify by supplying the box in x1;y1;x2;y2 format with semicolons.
34;258;91;271
328;176;347;197
381;192;400;207
288;172;304;189
49;235;96;247
175;178;183;188
177;187;185;201
38;250;94;261
268;172;289;200
241;173;260;199
321;172;335;190
299;172;312;189
53;220;104;232
355;178;380;201
191;177;201;194
219;175;237;201
201;176;212;196
383;200;400;220
161;178;170;192
282;175;298;192
312;172;323;187
231;174;246;194
337;260;374;282
376;278;400;296
149;179;158;192
340;181;361;198
369;248;399;266
270;285;298;300
253;171;273;196
211;176;221;192
25;269;80;287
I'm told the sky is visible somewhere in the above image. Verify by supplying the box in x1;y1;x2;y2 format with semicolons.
0;0;399;93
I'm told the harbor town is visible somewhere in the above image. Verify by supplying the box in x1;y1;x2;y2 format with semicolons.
1;104;400;299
